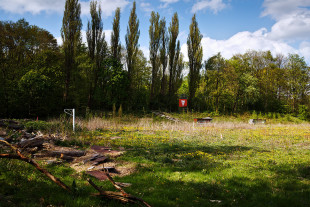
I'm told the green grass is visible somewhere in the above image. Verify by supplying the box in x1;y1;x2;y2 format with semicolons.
1;115;310;206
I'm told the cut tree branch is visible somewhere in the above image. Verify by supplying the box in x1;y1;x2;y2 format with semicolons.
0;140;71;192
0;140;151;206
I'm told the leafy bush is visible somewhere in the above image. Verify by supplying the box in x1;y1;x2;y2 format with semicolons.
25;120;49;131
298;105;309;120
24;120;61;132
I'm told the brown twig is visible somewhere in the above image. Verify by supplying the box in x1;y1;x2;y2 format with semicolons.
102;168;152;207
87;178;130;203
87;170;152;207
0;140;71;192
103;168;128;196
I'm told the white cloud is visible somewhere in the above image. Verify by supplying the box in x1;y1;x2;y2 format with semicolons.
299;41;310;62
0;0;64;14
180;28;310;63
267;14;310;40
159;0;179;9
191;0;227;14
262;0;310;20
80;29;112;45
104;30;112;45
81;0;129;17
262;0;310;41
0;0;129;17
56;36;63;45
140;2;153;13
140;46;150;60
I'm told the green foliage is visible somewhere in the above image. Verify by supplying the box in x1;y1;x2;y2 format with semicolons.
149;11;162;107
1;6;310;118
298;105;309;120
187;14;203;109
0;19;62;117
61;0;82;104
24;120;50;131
111;7;122;62
251;110;258;119
125;1;140;93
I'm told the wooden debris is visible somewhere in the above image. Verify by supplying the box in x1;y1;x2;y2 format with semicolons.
104;166;118;174
115;182;132;188
152;111;181;122
0;140;71;192
18;137;45;148
50;150;85;157
60;153;74;161
91;145;124;157
88;169;152;207
86;170;109;181
0;129;7;136
0;139;150;206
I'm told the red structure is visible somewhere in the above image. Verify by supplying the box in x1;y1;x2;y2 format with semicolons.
179;99;187;107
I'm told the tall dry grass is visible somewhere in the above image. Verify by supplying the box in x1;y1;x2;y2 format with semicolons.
77;116;300;132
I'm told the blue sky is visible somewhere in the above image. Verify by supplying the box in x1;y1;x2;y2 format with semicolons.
0;0;310;63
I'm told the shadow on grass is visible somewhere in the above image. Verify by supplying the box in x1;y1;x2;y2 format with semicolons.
123;143;256;171
117;165;310;207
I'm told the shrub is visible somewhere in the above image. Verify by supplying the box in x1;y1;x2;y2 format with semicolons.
298;105;309;120
25;120;49;132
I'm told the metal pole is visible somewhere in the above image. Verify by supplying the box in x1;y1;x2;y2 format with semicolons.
73;108;75;132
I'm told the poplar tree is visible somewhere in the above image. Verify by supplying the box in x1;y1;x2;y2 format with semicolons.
149;11;161;105
111;7;121;62
168;13;179;106
125;1;140;89
159;18;169;96
61;0;82;104
187;14;203;108
86;0;107;108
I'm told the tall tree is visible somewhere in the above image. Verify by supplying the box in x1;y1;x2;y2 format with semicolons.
187;14;203;108
149;11;161;106
285;54;309;113
159;17;169;97
86;0;107;108
111;7;121;62
0;19;61;117
205;53;228;112
61;0;82;104
168;12;179;106
125;1;140;90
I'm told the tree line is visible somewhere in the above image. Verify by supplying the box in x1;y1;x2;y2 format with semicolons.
0;0;309;118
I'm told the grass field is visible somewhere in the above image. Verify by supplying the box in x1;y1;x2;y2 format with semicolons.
1;114;310;206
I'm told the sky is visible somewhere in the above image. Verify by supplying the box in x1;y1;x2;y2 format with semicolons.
0;0;310;64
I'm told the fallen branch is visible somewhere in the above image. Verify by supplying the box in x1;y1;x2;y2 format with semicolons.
88;177;151;207
0;140;151;206
86;166;151;207
0;140;71;192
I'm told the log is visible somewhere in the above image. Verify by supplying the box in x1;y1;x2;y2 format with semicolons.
19;137;45;148
34;150;86;158
60;154;74;161
50;150;85;157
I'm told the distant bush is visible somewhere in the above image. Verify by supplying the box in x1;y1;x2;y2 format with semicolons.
24;120;61;132
298;105;309;120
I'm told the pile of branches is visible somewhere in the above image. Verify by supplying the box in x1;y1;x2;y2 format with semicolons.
0;140;151;207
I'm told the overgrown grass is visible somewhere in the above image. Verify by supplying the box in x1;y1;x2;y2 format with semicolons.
1;114;310;206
